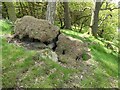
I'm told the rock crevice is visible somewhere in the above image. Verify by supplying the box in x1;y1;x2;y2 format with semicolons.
13;16;91;67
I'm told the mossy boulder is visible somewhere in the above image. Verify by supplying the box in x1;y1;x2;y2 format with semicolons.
14;16;60;43
55;34;91;66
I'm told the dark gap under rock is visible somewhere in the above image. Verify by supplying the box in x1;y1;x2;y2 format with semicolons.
76;55;81;61
12;31;61;51
62;50;66;55
14;34;19;39
43;41;50;45
21;35;41;43
8;34;20;43
52;31;61;51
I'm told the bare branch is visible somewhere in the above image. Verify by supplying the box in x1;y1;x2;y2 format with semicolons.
98;14;112;27
101;7;120;11
79;14;91;20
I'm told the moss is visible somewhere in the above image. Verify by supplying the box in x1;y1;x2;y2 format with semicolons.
82;52;89;61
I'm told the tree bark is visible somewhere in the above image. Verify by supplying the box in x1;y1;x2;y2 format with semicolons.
4;2;17;22
19;2;24;16
63;2;71;29
0;2;2;19
46;1;56;24
28;2;34;16
90;1;103;38
2;2;8;19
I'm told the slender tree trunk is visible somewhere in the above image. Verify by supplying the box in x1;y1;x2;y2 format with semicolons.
46;1;56;24
59;18;63;28
22;2;28;16
16;3;21;15
31;2;35;17
0;2;2;19
19;2;24;16
36;3;39;18
90;1;103;38
2;2;8;19
28;2;34;16
63;2;71;29
4;2;17;22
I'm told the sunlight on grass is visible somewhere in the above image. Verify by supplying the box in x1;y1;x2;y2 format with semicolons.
0;20;12;35
1;21;118;88
2;38;77;88
61;29;118;88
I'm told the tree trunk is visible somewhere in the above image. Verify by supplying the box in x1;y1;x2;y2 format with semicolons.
90;1;103;38
28;2;34;16
0;2;2;19
20;2;25;16
63;2;71;29
46;1;56;24
4;2;17;22
2;2;8;19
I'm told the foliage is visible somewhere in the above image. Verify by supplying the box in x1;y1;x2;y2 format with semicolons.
69;2;92;32
82;52;89;61
0;19;13;34
2;38;77;88
61;29;118;87
99;16;117;40
98;3;118;41
2;1;118;41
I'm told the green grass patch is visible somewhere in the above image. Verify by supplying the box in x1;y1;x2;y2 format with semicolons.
1;20;118;88
2;38;77;88
0;20;13;35
61;29;118;88
90;43;118;77
82;52;89;61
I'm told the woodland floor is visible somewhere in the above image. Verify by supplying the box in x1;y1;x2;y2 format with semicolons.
1;20;118;88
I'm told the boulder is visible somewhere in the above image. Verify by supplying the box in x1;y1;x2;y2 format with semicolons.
14;16;60;43
38;49;58;62
55;34;91;65
13;16;91;66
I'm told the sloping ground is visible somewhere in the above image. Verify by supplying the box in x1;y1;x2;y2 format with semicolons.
1;20;118;88
61;30;118;88
2;38;78;88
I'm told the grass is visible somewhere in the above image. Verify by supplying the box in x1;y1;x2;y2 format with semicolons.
62;31;118;76
0;19;13;35
61;29;118;88
1;20;118;88
2;38;77;88
82;52;89;61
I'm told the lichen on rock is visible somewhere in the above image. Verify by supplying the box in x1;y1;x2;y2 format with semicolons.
13;16;91;67
56;34;91;66
14;16;60;43
38;49;58;62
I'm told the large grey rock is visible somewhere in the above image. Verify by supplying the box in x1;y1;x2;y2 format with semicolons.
39;49;58;62
55;34;91;66
14;16;60;43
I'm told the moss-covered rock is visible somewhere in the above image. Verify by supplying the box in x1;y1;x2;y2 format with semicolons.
14;16;60;43
55;34;91;66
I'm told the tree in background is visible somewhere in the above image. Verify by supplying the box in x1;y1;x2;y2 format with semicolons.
98;2;119;41
90;0;103;38
63;1;71;29
46;1;56;24
4;2;17;22
2;2;8;19
0;2;2;19
1;1;118;42
69;2;92;32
